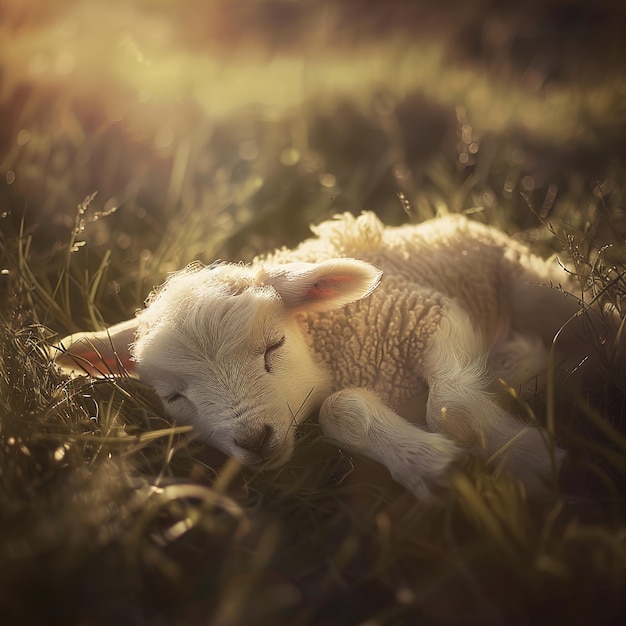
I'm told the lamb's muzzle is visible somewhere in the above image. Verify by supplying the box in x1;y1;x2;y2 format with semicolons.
233;423;283;467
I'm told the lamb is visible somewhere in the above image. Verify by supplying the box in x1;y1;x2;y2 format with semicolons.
55;211;582;500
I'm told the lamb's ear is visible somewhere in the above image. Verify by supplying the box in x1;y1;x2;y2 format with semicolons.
261;259;382;313
53;318;139;377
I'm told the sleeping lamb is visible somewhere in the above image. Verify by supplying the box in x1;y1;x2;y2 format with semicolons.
56;211;582;499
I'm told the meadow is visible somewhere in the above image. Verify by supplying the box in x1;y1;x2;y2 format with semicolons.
1;1;626;624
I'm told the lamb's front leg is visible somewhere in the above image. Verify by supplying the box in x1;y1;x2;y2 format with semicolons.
319;388;461;501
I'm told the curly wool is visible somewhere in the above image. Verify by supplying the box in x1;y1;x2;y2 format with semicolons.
259;211;571;409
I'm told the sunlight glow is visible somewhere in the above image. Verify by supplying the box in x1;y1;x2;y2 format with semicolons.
1;0;622;144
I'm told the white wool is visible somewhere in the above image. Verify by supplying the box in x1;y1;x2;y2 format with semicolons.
56;212;583;499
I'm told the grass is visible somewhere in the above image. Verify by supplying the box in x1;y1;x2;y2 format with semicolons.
2;2;626;625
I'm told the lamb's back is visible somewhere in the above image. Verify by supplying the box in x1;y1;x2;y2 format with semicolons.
264;212;541;337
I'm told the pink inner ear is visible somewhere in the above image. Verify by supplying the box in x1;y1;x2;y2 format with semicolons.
306;276;356;300
68;346;134;376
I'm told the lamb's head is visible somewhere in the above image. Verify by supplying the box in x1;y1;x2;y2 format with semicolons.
55;259;382;468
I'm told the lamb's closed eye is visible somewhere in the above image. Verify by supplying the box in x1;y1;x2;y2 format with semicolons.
162;390;191;411
264;336;285;373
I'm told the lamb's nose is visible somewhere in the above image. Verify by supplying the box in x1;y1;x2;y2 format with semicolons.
235;424;277;461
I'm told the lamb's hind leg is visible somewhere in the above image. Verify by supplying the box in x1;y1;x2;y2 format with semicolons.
424;302;564;493
319;388;461;501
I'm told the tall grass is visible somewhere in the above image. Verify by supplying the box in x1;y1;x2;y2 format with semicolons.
3;129;626;625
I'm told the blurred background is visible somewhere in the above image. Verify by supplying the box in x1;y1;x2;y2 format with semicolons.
2;0;625;332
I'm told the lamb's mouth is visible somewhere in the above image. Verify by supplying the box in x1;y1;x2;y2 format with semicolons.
237;445;293;471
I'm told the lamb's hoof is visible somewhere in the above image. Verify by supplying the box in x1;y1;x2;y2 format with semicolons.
491;432;565;496
389;433;464;503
